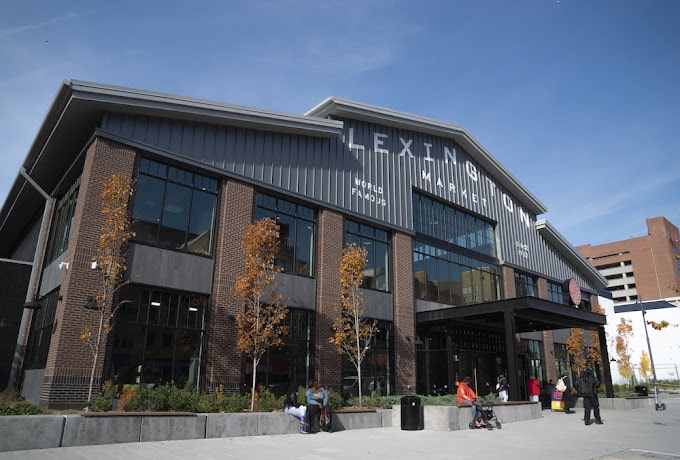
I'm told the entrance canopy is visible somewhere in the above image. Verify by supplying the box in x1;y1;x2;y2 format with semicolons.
416;296;611;400
416;296;607;332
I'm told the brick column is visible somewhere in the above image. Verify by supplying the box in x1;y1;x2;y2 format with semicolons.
502;266;516;298
313;209;343;389
393;232;416;394
42;138;136;408
205;179;254;394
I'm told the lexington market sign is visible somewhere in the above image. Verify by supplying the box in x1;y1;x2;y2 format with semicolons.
344;127;534;231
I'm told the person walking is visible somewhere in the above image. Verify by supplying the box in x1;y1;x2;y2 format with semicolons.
527;375;540;402
558;372;576;414
495;373;509;402
575;369;603;425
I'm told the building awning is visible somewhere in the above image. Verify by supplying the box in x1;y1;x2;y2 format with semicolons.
614;299;679;313
416;296;607;332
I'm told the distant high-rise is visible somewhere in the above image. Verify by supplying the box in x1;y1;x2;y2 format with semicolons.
577;217;680;304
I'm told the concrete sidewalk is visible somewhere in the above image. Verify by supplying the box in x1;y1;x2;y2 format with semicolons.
1;398;678;460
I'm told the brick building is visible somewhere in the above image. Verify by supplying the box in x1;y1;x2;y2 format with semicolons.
577;217;680;383
577;217;680;304
0;81;611;408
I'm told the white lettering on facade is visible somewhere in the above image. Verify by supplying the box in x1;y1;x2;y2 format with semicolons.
374;132;389;155
352;177;387;207
343;128;534;232
423;143;434;162
444;146;456;164
399;138;415;158
347;127;365;153
465;161;478;182
515;241;529;259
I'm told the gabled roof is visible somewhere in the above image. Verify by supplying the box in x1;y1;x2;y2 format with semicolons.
307;97;547;216
0;80;344;256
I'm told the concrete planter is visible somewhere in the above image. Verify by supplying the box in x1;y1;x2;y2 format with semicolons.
0;409;387;453
391;401;542;431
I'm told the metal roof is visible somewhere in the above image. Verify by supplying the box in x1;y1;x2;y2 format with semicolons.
0;80;344;256
307;96;547;216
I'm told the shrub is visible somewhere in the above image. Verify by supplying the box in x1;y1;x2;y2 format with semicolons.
0;390;43;415
147;382;202;412
221;392;250;413
0;401;43;415
119;384;148;412
254;387;283;412
88;380;119;412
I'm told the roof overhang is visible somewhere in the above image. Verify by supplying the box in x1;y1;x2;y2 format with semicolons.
306;97;547;216
417;296;607;332
614;299;680;313
0;80;344;256
536;219;608;289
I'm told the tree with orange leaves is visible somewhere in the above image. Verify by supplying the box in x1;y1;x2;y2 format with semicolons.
81;174;133;404
234;218;289;411
615;317;634;384
329;243;377;407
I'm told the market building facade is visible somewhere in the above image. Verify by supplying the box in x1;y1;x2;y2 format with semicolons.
0;81;611;408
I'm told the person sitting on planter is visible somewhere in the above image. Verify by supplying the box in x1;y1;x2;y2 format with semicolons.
305;380;330;433
457;376;485;428
283;383;308;434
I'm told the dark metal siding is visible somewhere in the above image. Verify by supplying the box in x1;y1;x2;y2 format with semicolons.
102;113;598;291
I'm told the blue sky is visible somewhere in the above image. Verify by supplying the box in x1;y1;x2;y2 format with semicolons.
1;0;678;247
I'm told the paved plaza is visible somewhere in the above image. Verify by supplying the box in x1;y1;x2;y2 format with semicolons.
1;398;678;460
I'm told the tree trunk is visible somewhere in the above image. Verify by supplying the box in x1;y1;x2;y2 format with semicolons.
250;358;259;411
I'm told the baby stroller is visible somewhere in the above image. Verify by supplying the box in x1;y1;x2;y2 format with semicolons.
468;401;502;430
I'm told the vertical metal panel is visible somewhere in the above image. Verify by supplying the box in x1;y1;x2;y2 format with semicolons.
101;112;597;290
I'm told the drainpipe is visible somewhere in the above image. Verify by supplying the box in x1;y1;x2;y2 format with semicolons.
6;168;54;390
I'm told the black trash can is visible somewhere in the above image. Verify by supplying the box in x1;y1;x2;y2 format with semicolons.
635;385;648;396
401;395;423;430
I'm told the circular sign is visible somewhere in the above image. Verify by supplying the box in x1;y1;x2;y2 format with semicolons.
563;278;581;306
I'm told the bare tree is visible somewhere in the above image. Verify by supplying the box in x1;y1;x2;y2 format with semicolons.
80;174;133;403
234;218;289;411
329;243;377;407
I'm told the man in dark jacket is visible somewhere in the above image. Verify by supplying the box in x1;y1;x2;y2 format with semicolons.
575;369;603;425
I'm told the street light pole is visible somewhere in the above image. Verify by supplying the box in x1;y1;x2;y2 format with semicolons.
640;298;666;410
640;302;658;383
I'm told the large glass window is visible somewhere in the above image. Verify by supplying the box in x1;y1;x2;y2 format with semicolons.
111;286;207;389
244;308;315;395
412;193;501;306
413;241;501;305
341;320;394;397
131;158;218;256
345;220;390;291
413;192;496;257
255;193;315;277
44;179;80;264
548;281;565;304
23;290;60;369
515;271;538;297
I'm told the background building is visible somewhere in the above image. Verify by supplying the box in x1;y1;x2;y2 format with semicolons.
0;80;610;408
578;217;680;384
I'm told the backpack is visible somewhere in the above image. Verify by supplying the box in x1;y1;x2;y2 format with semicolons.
556;377;567;392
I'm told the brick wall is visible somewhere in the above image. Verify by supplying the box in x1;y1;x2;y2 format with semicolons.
204;179;254;393
41;138;136;408
392;232;416;393
313;209;343;388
